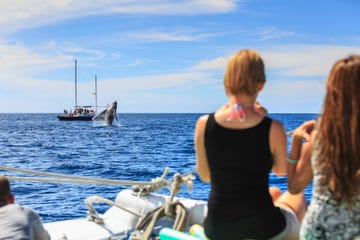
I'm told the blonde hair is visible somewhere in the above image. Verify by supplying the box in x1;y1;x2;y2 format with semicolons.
224;49;266;96
317;54;360;204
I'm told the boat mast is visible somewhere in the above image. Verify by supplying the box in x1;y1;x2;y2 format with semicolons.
94;74;98;113
75;59;78;107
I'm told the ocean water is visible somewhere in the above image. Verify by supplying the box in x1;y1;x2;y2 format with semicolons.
0;113;318;223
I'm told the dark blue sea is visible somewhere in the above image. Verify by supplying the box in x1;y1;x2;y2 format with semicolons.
0;113;318;223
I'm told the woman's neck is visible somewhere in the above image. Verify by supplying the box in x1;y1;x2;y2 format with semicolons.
228;95;256;108
224;95;258;122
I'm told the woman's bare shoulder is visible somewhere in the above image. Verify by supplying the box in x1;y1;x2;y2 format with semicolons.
196;114;209;128
198;114;209;121
270;119;285;132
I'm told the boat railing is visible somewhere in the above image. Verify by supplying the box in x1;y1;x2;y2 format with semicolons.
83;168;195;225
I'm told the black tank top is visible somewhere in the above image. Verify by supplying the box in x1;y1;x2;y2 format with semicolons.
204;113;285;239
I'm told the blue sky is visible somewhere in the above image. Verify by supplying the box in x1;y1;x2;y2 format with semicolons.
0;0;359;113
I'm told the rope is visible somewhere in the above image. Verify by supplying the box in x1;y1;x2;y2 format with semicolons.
0;165;170;187
84;195;143;224
129;202;188;240
129;171;195;239
132;167;171;196
83;170;195;229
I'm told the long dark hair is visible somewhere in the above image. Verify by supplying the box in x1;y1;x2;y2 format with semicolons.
317;55;360;204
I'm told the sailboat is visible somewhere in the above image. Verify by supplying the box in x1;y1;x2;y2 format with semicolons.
57;60;98;121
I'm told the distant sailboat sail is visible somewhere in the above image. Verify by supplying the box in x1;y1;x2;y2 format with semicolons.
57;60;97;121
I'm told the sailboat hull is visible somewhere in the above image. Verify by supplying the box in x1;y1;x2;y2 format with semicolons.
57;115;95;121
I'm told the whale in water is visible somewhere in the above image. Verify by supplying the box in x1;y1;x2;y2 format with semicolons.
92;101;118;125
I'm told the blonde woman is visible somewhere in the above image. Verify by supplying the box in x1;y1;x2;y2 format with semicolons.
195;49;307;239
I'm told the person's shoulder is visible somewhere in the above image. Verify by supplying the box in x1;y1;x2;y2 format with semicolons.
269;118;284;127
0;204;35;217
268;118;286;133
16;205;41;218
196;114;211;128
197;114;209;122
195;114;210;136
1;203;22;211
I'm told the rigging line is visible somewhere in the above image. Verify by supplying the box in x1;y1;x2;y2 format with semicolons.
0;165;164;186
7;177;117;185
85;196;143;217
0;165;100;180
5;176;150;186
181;169;197;176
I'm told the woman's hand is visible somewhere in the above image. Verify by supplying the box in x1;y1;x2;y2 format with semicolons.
287;120;317;194
292;120;316;141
